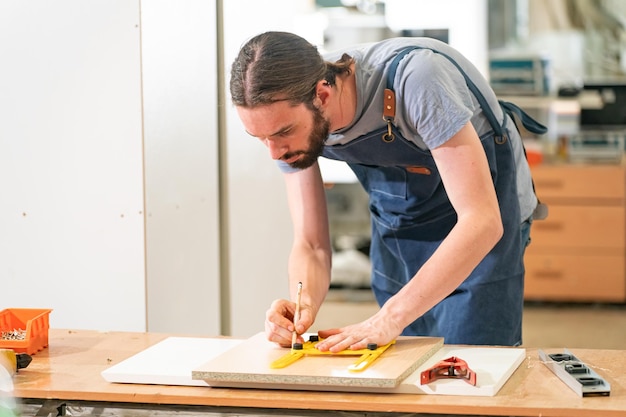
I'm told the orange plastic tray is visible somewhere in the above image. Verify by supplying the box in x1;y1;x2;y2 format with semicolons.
0;308;52;354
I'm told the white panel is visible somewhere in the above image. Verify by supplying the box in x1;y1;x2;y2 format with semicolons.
141;0;221;334
222;0;319;337
0;1;145;330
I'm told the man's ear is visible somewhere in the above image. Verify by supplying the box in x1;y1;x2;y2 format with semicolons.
314;79;332;107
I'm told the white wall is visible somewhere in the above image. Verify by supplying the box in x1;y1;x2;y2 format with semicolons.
0;1;146;331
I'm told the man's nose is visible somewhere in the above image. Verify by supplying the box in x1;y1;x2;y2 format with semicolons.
265;138;286;160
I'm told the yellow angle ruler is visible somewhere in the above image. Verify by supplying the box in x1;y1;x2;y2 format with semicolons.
270;335;395;372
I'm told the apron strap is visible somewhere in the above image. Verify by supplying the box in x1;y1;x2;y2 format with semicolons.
384;46;504;138
383;45;549;220
384;46;548;140
499;100;548;135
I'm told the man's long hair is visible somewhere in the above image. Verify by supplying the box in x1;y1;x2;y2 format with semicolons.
230;31;353;109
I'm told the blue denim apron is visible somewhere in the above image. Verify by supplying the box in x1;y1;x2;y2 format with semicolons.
322;47;546;346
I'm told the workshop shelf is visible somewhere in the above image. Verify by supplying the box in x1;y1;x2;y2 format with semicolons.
0;308;52;354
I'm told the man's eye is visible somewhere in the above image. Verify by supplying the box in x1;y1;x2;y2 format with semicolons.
277;129;293;137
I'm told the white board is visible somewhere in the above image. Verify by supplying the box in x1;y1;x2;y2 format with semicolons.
101;337;242;387
402;346;526;396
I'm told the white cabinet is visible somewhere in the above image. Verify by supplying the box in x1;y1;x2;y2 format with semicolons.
0;0;147;331
0;1;222;334
141;1;221;335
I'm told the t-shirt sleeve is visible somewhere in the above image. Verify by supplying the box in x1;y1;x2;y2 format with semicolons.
398;51;475;149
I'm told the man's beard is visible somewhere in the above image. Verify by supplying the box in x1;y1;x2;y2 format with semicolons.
283;106;330;170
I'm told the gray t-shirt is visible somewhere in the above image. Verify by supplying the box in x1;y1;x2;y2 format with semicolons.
278;37;537;222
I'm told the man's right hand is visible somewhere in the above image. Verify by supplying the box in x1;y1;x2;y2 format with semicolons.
264;298;313;347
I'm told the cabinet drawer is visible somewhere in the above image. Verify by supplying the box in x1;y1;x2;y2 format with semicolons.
524;253;626;302
531;164;625;200
526;205;624;250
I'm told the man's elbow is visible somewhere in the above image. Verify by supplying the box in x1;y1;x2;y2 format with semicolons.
489;214;504;246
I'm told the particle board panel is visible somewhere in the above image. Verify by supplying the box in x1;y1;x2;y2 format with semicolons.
192;332;444;390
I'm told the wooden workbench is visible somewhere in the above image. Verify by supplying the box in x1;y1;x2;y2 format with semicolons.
11;329;626;416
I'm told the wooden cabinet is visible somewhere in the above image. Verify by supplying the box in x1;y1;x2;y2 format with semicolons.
524;164;626;302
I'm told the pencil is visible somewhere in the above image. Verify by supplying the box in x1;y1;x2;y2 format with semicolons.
291;281;303;348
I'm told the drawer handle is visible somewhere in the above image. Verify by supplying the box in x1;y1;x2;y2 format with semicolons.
534;270;563;279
